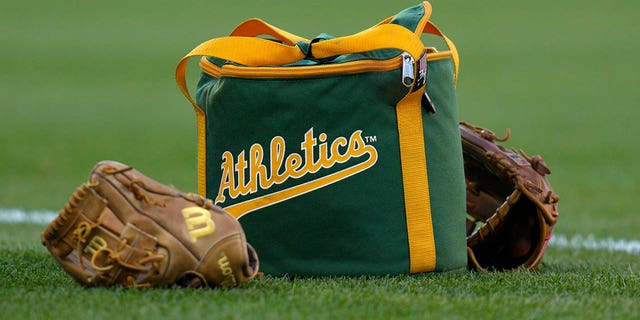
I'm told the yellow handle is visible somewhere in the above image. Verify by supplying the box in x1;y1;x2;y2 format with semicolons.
175;23;425;110
230;18;310;45
310;24;424;59
176;0;459;107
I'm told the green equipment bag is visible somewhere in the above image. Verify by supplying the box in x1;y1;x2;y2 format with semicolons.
176;1;466;276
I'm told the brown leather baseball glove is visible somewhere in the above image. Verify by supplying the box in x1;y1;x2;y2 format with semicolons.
42;160;259;288
461;121;560;271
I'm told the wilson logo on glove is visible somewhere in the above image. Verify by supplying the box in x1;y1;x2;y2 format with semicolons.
181;207;216;242
215;128;378;218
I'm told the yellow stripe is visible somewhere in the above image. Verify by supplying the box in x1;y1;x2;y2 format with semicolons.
195;108;207;196
396;89;436;273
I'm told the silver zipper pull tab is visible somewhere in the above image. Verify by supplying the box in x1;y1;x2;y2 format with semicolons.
401;52;414;87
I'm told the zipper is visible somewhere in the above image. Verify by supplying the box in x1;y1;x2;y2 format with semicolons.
200;50;448;114
200;56;403;79
403;51;437;114
200;50;453;81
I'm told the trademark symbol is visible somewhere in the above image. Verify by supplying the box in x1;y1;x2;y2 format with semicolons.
364;136;377;143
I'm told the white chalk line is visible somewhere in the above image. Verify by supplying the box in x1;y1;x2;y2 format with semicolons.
0;208;638;255
549;234;640;255
0;208;58;225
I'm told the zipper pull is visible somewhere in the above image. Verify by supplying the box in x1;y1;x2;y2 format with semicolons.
401;52;414;87
415;50;436;114
402;51;436;113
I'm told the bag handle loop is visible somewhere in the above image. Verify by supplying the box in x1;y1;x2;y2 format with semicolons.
176;23;425;110
176;1;459;108
229;18;310;45
228;2;458;84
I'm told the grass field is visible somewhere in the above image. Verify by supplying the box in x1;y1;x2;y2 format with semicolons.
1;0;638;319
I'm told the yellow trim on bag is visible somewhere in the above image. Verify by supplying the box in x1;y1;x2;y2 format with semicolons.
195;109;207;196
397;1;437;273
200;56;402;78
199;51;454;79
426;51;454;61
396;89;436;273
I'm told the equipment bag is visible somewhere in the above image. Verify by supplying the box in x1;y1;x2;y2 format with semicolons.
176;1;466;276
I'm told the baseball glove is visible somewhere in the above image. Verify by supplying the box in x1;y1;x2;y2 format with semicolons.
461;121;560;271
42;160;259;288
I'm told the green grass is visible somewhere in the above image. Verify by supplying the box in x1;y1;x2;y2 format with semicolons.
1;240;638;319
1;0;639;319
